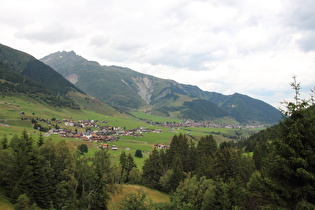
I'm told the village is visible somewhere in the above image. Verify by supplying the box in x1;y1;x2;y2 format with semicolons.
47;119;163;143
149;120;264;129
30;117;259;151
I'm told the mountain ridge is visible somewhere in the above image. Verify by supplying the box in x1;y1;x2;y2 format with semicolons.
41;51;281;124
0;43;127;117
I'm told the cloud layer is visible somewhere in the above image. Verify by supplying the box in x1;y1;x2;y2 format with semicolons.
1;0;315;107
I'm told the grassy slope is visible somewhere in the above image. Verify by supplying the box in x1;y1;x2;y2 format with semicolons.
0;95;262;169
0;182;171;210
108;184;170;209
131;111;182;123
0;94;264;208
0;189;14;210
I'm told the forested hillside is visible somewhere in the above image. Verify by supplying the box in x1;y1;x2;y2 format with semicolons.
0;44;82;95
0;61;79;109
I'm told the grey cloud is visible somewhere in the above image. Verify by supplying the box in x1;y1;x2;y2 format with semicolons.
284;0;315;52
115;43;145;52
147;49;223;71
286;0;315;31
297;31;315;52
15;22;79;44
90;35;110;47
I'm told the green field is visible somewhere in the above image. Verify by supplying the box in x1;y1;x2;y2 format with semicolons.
108;184;170;209
1;95;263;169
130;111;182;123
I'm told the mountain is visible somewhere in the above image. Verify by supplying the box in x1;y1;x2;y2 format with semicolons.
41;51;281;124
0;43;126;116
0;44;83;95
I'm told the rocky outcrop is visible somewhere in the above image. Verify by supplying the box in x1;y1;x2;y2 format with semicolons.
132;76;156;104
66;73;78;84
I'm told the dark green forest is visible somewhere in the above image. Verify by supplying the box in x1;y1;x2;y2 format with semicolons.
0;62;80;109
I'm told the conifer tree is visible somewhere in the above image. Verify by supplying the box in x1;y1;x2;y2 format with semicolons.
168;154;185;191
125;153;137;182
119;152;137;183
142;148;163;189
0;134;9;149
196;135;217;178
37;132;44;147
119;151;127;183
166;134;191;172
11;130;35;200
248;77;315;209
90;149;112;209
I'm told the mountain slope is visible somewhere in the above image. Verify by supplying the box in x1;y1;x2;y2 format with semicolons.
0;59;80;109
41;51;281;124
0;43;126;117
0;43;82;95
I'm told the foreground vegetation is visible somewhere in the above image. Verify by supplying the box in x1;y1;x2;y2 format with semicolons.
1;79;314;209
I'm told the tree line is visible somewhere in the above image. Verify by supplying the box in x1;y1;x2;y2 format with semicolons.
0;131;113;209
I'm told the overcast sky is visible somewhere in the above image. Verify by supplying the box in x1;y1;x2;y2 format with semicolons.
1;0;315;107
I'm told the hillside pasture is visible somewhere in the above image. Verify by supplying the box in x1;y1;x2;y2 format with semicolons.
108;184;170;209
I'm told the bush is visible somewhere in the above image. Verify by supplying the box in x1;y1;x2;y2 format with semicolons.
135;150;143;158
78;144;88;154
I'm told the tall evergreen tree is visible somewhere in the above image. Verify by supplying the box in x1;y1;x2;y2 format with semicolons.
168;154;185;192
196;135;217;178
0;134;9;149
119;151;127;183
248;78;315;209
142;148;163;189
125;153;137;182
90;149;112;209
119;152;137;183
11;130;35;199
213;146;254;184
166;134;191;172
37;132;44;147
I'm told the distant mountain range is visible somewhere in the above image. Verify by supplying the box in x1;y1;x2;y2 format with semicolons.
41;51;281;124
0;43;125;117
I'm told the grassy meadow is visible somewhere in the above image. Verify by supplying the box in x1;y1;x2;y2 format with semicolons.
0;95;262;169
108;184;170;209
0;95;266;209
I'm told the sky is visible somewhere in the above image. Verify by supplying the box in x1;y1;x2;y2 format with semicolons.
1;0;315;108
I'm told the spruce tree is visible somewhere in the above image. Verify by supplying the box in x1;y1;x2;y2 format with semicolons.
142;148;163;189
0;134;9;149
125;154;137;182
119;151;127;183
90;149;112;209
248;78;315;209
169;154;185;191
196;135;217;178
37;132;44;147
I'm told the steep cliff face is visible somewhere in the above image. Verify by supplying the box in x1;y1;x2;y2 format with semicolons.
132;76;156;104
66;73;79;84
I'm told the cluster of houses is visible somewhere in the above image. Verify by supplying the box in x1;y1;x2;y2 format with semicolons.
151;120;263;129
48;119;163;144
153;143;170;149
63;119;101;128
50;129;121;143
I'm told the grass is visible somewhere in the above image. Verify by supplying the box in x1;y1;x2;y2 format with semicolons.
108;184;170;209
0;189;14;210
130;111;182;123
1;94;263;170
